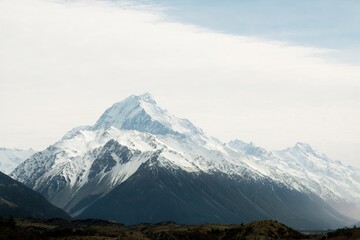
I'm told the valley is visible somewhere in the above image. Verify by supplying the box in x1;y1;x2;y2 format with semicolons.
2;217;356;240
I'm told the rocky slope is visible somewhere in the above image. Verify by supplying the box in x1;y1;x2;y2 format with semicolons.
0;171;69;219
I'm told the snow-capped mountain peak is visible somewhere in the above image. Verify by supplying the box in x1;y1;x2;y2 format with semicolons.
135;92;157;104
293;142;315;153
227;139;252;151
92;93;203;137
9;93;360;227
283;142;330;162
227;139;271;159
0;148;36;174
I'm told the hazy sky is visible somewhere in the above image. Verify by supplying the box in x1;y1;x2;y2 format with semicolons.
0;0;359;167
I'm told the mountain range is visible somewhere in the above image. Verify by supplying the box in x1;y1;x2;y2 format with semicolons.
10;93;360;229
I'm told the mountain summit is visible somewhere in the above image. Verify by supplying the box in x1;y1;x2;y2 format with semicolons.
11;93;360;229
92;93;203;136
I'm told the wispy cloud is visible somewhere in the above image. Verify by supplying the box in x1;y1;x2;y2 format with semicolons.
0;0;359;166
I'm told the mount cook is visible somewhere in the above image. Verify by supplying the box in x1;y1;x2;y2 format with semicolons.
11;93;360;229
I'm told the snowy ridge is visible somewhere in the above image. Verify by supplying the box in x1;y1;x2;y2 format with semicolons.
0;148;36;174
12;126;267;212
226;140;360;219
274;142;360;202
10;93;360;220
92;93;203;137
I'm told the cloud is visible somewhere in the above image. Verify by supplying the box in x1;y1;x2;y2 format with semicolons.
0;0;359;167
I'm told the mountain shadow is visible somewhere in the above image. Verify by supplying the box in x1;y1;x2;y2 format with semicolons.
79;160;350;230
0;171;70;219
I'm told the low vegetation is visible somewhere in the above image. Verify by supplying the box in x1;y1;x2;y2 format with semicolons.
0;216;357;240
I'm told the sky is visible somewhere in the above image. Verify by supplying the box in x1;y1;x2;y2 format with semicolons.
0;0;359;167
